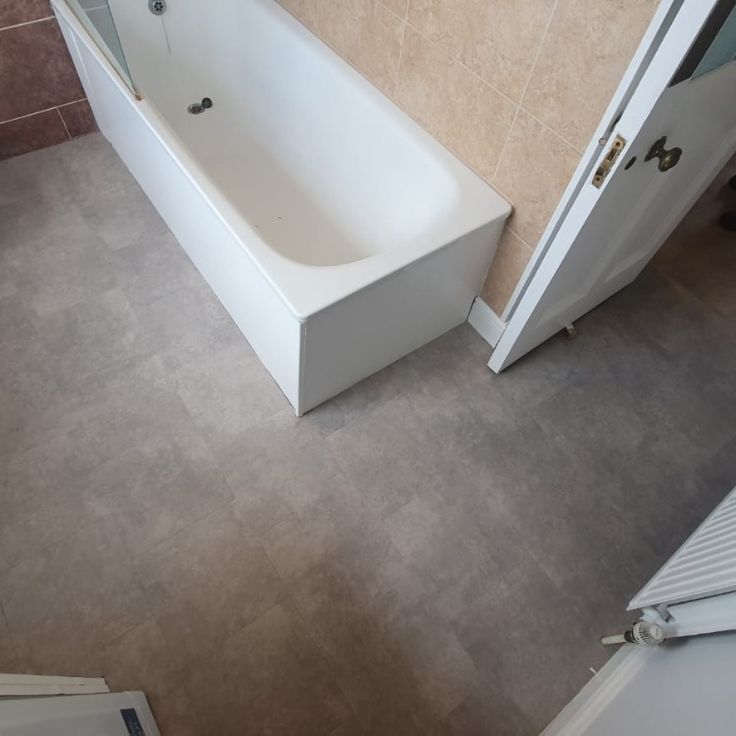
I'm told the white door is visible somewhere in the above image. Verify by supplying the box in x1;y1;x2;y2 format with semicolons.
490;0;736;372
542;633;736;735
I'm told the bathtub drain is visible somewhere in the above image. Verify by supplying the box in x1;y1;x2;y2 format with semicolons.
148;0;167;15
188;97;214;115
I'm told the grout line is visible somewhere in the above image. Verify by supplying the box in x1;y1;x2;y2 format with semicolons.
504;222;534;251
407;17;518;107
377;0;409;22
0;15;54;32
485;174;537;249
379;3;520;109
491;0;560;183
57;106;72;140
518;0;560;115
0;99;87;126
392;15;409;99
490;180;545;252
373;0;584;159
522;107;585;156
58;98;88;109
281;0;582;188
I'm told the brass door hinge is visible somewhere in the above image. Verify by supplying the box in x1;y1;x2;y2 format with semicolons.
592;134;626;188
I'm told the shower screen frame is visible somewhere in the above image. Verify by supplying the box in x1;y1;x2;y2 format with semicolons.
62;0;137;96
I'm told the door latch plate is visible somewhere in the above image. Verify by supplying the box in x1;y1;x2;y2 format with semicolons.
592;134;626;188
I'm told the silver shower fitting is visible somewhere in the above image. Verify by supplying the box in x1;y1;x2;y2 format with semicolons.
148;0;167;15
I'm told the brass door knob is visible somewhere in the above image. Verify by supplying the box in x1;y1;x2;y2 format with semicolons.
645;136;682;172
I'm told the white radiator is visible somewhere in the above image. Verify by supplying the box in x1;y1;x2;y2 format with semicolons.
629;485;736;610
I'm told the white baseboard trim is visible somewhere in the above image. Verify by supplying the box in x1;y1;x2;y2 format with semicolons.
467;297;506;347
541;645;651;735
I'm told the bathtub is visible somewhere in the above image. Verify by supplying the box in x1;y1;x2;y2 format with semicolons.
52;0;510;414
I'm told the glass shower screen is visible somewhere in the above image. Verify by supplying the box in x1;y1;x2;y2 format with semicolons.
65;0;135;93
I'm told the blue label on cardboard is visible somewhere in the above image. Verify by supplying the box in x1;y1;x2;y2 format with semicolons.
121;708;147;736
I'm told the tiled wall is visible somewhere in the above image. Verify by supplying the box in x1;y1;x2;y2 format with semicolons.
0;0;96;161
278;0;659;315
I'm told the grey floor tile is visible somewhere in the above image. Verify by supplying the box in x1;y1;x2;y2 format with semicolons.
399;327;495;415
327;716;366;735
439;686;537;736
219;408;348;510
83;618;202;734
0;517;149;675
127;278;244;373
382;605;480;721
0;156;37;207
110;232;203;309
136;506;287;661
172;341;284;449
697;435;736;506
259;480;377;581
331;600;482;735
2;133;736;736
303;358;407;438
55;134;138;204
79;183;171;252
33;288;155;392
0;474;107;575
1;195;78;262
186;601;352;736
454;564;608;734
327;391;489;520
2;200;119;316
290;523;429;647
0;296;67;443
91;432;234;555
84;617;188;699
492;331;578;411
531;379;655;478
654;200;736;318
221;480;293;539
0;602;16;669
53;354;195;469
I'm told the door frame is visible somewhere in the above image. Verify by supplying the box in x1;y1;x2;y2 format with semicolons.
485;0;734;371
498;0;684;324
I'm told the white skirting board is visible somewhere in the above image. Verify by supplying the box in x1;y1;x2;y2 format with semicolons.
541;645;652;735
467;297;506;347
0;673;109;697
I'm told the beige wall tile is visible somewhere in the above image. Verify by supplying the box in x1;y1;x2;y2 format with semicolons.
380;0;409;19
493;109;579;246
316;0;406;96
481;226;533;314
407;0;555;103
395;28;516;181
278;0;319;29
279;0;653;317
522;0;658;150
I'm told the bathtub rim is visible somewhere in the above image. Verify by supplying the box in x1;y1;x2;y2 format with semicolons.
52;0;511;322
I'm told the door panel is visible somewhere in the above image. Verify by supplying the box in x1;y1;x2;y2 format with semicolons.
543;633;736;735
491;0;736;372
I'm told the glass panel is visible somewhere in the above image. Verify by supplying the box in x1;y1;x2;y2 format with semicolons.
693;5;736;78
65;0;135;93
671;0;736;86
